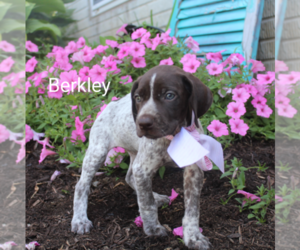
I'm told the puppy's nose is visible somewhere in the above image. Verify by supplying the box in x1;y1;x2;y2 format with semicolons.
138;115;154;130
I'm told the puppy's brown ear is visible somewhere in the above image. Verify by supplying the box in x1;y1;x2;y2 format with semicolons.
131;78;140;122
183;73;213;127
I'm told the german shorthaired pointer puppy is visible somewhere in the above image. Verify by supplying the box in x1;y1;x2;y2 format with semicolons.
71;65;213;249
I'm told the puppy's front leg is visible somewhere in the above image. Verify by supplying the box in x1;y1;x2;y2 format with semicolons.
183;164;210;250
132;153;167;237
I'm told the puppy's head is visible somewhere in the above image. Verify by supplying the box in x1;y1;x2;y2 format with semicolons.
131;65;212;139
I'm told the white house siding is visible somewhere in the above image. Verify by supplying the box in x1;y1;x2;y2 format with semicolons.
278;0;300;72
257;0;275;72
67;0;173;43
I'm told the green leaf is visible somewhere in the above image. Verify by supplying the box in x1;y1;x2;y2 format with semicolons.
119;162;128;170
220;171;232;179
214;108;226;118
248;213;255;219
26;19;61;41
27;0;66;14
249;201;266;210
25;1;35;20
0;1;11;22
159;166;166;179
0;18;25;33
228;189;235;195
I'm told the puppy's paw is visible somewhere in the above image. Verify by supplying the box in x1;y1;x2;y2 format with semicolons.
184;227;210;250
153;192;170;208
71;216;93;234
144;223;168;237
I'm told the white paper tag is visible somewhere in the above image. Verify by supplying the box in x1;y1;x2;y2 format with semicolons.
199;134;224;173
167;128;209;168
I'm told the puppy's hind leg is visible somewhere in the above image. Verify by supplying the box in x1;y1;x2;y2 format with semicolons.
71;136;110;234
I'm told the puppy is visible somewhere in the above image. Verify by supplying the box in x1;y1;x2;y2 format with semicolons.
71;65;213;249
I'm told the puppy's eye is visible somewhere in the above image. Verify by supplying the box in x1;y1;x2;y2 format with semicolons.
135;94;142;102
165;92;176;100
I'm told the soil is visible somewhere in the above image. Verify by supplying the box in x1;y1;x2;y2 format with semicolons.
25;136;275;250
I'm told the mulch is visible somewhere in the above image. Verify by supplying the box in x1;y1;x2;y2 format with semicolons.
25;136;275;250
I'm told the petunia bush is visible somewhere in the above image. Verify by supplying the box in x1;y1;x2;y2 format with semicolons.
23;24;275;168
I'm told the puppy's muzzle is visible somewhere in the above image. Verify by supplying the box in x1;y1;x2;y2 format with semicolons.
137;115;154;130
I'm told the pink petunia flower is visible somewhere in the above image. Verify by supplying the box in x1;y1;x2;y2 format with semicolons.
275;60;288;73
207;120;229;137
151;34;161;50
275;195;283;202
26;57;38;72
0;81;7;93
119;75;132;84
159;57;174;66
180;53;197;64
50;170;61;181
183;59;201;73
81;46;95;62
226;102;246;119
111;96;119;101
232;87;250;103
25;124;34;143
169;189;179;205
237;190;261;202
226;53;244;66
116;23;128;35
134;216;143;227
71;117;86;142
251;95;267;108
89;65;107;83
184;36;200;53
277;104;297;118
0;124;10;143
25;81;31;93
243;84;258;97
0;241;17;250
173;226;203;238
160;28;172;44
277;71;300;85
140;32;153;48
130;42;145;57
38;137;54;149
59;70;78;94
131;57;146;68
0;41;16;52
25;241;40;250
105;146;125;167
256;104;273;118
0;57;15;72
47;81;63;99
249;59;265;73
104;60;118;72
206;50;225;63
25;41;38;52
65;41;77;54
71;50;84;65
106;40;119;48
256;71;275;85
229;118;249;136
206;63;223;75
275;95;290;108
131;27;147;40
76;37;85;48
39;146;56;163
79;66;90;82
94;45;109;55
117;45;130;59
